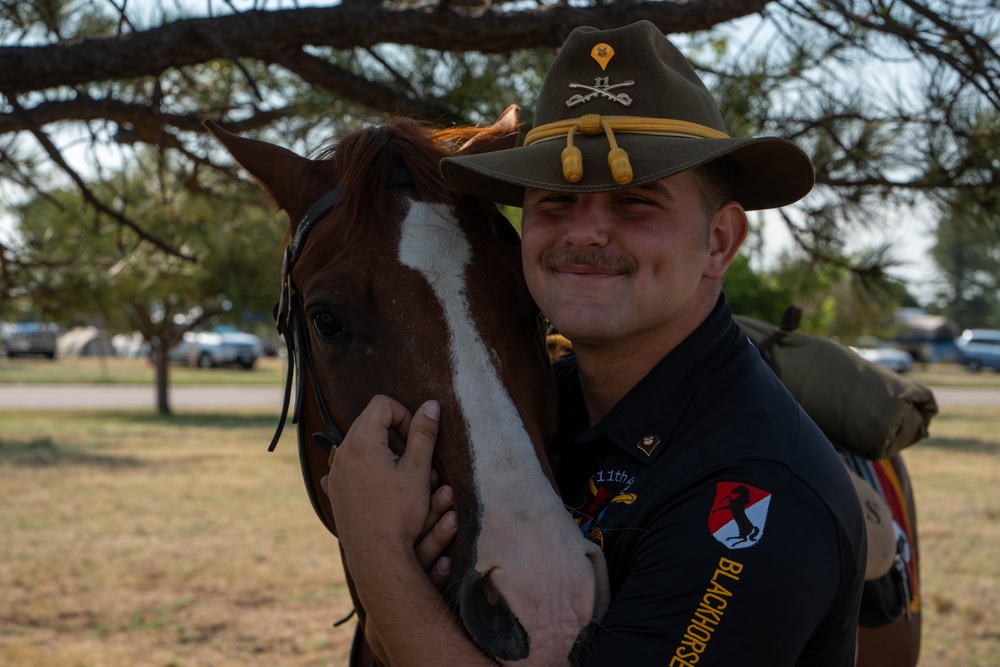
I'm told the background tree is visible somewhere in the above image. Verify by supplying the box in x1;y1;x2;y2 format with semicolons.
11;153;283;413
1;0;998;340
924;106;1000;329
930;194;1000;329
728;225;915;340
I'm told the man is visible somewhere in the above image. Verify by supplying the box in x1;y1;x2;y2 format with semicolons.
324;20;866;666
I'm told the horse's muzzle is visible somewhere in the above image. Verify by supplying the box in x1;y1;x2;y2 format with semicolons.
459;569;531;662
455;523;609;667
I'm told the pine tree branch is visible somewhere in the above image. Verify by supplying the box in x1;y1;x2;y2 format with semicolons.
3;92;198;262
0;1;772;93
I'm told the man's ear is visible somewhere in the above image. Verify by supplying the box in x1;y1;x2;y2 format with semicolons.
704;202;748;280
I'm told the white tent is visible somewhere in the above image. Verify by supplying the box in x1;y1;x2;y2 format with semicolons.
57;327;115;357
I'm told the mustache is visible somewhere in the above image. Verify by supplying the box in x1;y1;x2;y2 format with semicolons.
542;248;637;274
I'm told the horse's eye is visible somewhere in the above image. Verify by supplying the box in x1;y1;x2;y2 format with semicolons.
312;313;351;344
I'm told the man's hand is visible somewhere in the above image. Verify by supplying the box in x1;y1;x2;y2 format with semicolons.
320;396;455;585
319;395;505;667
418;483;457;590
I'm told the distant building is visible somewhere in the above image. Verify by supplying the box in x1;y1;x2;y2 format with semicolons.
894;308;961;362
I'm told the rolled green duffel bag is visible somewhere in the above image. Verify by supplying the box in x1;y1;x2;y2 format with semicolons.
735;308;938;460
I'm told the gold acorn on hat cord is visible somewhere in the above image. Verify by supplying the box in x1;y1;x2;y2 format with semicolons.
557;114;633;185
561;125;584;183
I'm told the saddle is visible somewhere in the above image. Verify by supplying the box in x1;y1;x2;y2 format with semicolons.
845;464;896;580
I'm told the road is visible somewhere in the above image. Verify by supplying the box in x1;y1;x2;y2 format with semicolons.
0;384;998;410
0;384;287;410
926;387;1000;408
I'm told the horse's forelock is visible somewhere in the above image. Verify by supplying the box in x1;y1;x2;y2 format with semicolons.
306;119;488;260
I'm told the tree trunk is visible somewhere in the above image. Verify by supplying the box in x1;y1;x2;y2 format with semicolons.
154;343;171;415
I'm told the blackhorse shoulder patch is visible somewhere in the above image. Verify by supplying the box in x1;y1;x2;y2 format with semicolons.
708;482;771;549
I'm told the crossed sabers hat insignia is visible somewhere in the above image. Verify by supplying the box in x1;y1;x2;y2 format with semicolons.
567;77;635;108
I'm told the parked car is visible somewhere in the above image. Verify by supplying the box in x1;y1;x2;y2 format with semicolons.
167;330;262;369
1;322;58;359
850;339;914;374
955;328;1000;372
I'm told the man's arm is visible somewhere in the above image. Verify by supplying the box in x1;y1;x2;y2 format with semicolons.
574;470;858;667
323;396;494;667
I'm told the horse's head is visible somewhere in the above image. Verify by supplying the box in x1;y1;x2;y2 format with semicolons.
207;108;609;665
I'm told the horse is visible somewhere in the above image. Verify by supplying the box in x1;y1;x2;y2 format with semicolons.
205;107;609;667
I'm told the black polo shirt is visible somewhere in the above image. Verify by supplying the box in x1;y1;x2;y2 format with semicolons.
550;297;865;667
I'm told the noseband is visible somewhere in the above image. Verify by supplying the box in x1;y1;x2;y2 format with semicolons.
268;167;415;454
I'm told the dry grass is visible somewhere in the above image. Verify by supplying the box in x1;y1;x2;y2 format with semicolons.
909;364;1000;389
1;403;998;666
0;410;355;667
905;405;1000;667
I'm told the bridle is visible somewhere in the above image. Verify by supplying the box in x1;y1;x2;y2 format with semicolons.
267;167;415;456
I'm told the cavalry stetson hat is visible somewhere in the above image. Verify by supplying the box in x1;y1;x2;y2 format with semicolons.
441;20;814;211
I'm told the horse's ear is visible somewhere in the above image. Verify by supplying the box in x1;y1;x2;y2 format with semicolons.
203;120;334;233
456;105;521;156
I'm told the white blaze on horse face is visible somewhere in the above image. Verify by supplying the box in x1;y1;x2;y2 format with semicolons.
397;200;541;490
398;200;607;664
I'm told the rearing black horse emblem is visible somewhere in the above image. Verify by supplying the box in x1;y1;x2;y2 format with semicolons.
709;482;771;550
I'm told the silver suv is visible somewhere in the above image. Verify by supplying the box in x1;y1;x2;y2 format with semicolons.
167;330;262;370
955;329;1000;372
1;322;58;359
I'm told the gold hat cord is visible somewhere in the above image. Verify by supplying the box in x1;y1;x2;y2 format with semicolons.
524;114;730;185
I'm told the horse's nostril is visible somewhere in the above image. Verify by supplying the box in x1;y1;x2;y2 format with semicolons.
459;570;530;662
478;569;503;606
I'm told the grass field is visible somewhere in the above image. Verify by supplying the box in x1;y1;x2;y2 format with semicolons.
906;406;1000;667
1;389;998;665
0;410;356;667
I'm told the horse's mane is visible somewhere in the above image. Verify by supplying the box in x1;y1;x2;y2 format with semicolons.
310;117;505;252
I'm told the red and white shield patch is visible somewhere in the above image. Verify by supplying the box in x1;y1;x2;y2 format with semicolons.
708;482;771;550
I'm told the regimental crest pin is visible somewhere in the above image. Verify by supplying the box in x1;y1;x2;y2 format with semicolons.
708;482;771;549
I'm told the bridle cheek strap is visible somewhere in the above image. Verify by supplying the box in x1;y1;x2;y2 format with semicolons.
267;167;414;455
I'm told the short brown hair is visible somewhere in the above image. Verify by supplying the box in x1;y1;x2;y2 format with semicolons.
693;158;736;218
688;158;736;249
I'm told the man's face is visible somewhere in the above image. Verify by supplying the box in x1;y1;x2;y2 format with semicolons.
520;169;730;352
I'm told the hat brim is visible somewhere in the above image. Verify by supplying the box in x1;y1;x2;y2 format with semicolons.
442;133;814;212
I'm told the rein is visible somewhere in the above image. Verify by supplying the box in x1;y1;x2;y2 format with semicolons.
267;167;415;454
